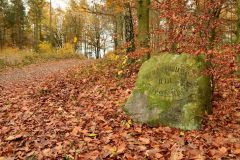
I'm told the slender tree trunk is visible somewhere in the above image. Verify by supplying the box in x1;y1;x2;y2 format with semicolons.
39;21;43;41
33;16;40;52
0;4;3;49
124;2;135;53
0;29;3;50
96;33;100;59
168;1;177;53
0;20;3;49
49;0;53;46
17;12;23;49
3;25;6;48
169;20;177;53
116;13;124;49
114;19;118;50
84;36;87;57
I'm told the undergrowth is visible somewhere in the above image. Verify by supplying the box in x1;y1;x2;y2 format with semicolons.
0;44;85;71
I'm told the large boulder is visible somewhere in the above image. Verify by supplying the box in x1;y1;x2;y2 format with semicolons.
124;53;212;130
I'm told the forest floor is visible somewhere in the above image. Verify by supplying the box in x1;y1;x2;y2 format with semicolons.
0;58;239;160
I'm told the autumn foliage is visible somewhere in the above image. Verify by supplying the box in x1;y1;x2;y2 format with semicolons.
0;0;239;159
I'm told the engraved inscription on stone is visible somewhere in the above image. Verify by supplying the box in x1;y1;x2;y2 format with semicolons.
142;64;195;100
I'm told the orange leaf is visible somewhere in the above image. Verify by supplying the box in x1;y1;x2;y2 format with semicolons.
139;137;150;144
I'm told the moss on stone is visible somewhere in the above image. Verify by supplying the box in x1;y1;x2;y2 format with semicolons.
124;53;212;130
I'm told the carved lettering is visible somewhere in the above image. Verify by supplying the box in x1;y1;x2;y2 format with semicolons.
142;65;195;100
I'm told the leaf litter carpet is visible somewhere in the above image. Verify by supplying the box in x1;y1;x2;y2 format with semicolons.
0;60;239;159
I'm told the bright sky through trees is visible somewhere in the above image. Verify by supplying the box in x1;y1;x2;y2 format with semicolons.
49;0;98;9
49;0;68;9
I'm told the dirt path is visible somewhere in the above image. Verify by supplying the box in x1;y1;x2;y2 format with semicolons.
0;59;89;87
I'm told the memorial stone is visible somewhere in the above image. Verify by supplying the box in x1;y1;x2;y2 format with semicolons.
124;53;212;130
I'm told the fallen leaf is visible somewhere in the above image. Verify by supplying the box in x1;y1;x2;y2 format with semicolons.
192;154;205;160
117;143;126;154
137;145;147;152
54;144;63;153
84;137;92;142
219;147;227;156
110;147;117;157
87;133;97;138
71;127;81;136
42;148;52;157
5;134;23;141
179;132;185;137
0;157;14;160
234;148;240;155
208;149;217;157
139;137;150;144
170;144;184;160
155;153;163;158
145;149;159;157
25;152;37;160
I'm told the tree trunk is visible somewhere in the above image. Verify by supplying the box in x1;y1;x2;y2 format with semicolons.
96;33;100;59
124;2;135;53
116;13;124;49
49;0;53;46
168;1;177;53
84;36;87;57
169;19;177;53
33;16;40;52
0;19;4;49
136;0;150;58
0;29;3;49
236;0;240;43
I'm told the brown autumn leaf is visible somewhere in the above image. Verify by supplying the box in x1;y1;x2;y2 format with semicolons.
54;144;63;154
234;148;240;155
188;149;205;159
170;144;184;160
137;145;148;152
117;143;126;154
5;133;23;141
145;148;160;157
219;147;228;156
71;126;81;136
25;152;38;160
191;154;205;160
208;149;217;157
139;137;150;144
84;137;93;142
42;148;52;157
0;157;14;160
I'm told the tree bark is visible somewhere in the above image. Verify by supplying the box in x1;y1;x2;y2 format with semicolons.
124;2;135;53
236;0;240;43
137;0;150;58
116;13;124;49
33;16;40;52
